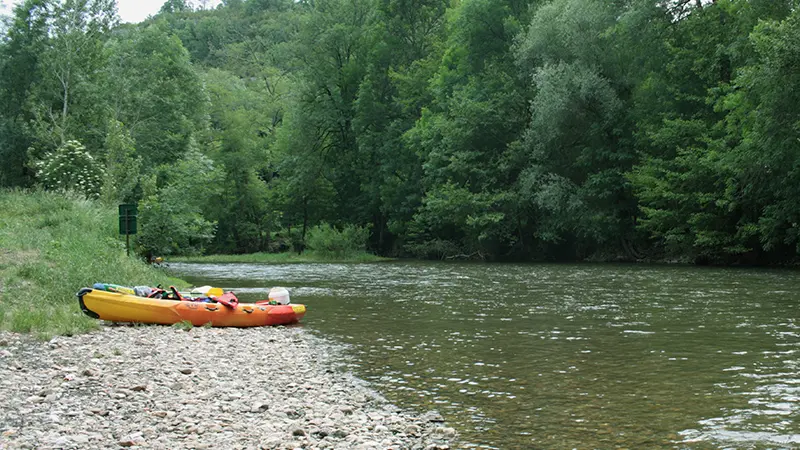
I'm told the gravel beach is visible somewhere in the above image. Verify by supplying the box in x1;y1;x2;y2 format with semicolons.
0;326;458;449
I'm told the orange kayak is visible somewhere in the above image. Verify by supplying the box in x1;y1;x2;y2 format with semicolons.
77;288;306;327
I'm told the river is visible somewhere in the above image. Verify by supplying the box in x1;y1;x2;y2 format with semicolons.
167;261;800;449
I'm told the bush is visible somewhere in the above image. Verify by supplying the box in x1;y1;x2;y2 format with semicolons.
32;140;104;198
305;223;370;259
405;238;463;260
135;150;221;257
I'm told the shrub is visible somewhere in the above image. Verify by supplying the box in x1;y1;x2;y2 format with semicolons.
305;223;370;259
32;140;104;198
136;150;221;257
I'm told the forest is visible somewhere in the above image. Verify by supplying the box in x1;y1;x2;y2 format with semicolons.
1;0;800;264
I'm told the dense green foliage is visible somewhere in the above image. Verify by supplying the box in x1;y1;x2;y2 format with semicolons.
0;190;185;338
306;223;371;259
3;0;800;264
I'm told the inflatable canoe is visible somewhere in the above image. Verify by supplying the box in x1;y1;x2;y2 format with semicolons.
77;288;305;327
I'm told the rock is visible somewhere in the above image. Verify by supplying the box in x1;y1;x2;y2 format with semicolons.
405;424;421;436
285;408;303;419
118;432;144;447
250;402;269;413
0;328;457;450
433;427;457;438
422;411;445;423
331;429;349;439
71;434;90;444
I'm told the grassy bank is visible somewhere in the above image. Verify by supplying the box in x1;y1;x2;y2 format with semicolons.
0;189;185;338
170;251;392;264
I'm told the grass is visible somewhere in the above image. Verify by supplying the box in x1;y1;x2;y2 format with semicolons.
171;320;194;331
0;189;186;339
170;251;392;264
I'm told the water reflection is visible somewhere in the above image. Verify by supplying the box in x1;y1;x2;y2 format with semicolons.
168;262;800;449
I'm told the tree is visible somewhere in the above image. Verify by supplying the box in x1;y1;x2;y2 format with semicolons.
514;0;660;258
28;0;117;149
629;0;797;262
100;119;141;205
103;21;207;167
136;147;222;257
726;7;800;257
203;68;281;253
403;0;532;258
0;0;50;187
159;0;192;14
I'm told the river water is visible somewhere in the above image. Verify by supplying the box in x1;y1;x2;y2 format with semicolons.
168;261;800;449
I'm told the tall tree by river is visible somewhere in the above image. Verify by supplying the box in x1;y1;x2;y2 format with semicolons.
1;0;800;264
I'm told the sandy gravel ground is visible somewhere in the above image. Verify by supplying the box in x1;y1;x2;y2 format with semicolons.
0;326;457;449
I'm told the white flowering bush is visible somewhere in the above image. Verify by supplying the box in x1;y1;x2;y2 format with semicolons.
33;140;105;198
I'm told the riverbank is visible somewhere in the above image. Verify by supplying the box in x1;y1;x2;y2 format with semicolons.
169;252;392;264
0;190;184;338
0;325;457;449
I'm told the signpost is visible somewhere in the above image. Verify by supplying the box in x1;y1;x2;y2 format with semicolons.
119;204;138;256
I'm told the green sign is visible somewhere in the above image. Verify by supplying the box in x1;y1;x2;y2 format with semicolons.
119;204;138;217
119;204;138;235
119;216;137;234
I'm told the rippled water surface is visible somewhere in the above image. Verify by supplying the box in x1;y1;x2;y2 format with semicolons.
168;262;800;449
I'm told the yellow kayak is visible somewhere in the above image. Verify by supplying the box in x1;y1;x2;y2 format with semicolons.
77;288;306;327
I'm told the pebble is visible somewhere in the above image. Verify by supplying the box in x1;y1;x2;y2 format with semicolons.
0;327;457;449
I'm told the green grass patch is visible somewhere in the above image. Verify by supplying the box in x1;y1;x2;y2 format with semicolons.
0;189;187;338
169;251;392;264
171;320;194;331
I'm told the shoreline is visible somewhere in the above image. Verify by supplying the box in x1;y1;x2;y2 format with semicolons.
168;253;393;265
0;326;457;449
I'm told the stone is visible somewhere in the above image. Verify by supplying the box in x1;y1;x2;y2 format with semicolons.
331;429;349;439
422;411;445;423
251;402;269;413
118;432;145;447
433;427;457;438
0;328;457;450
405;425;421;436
